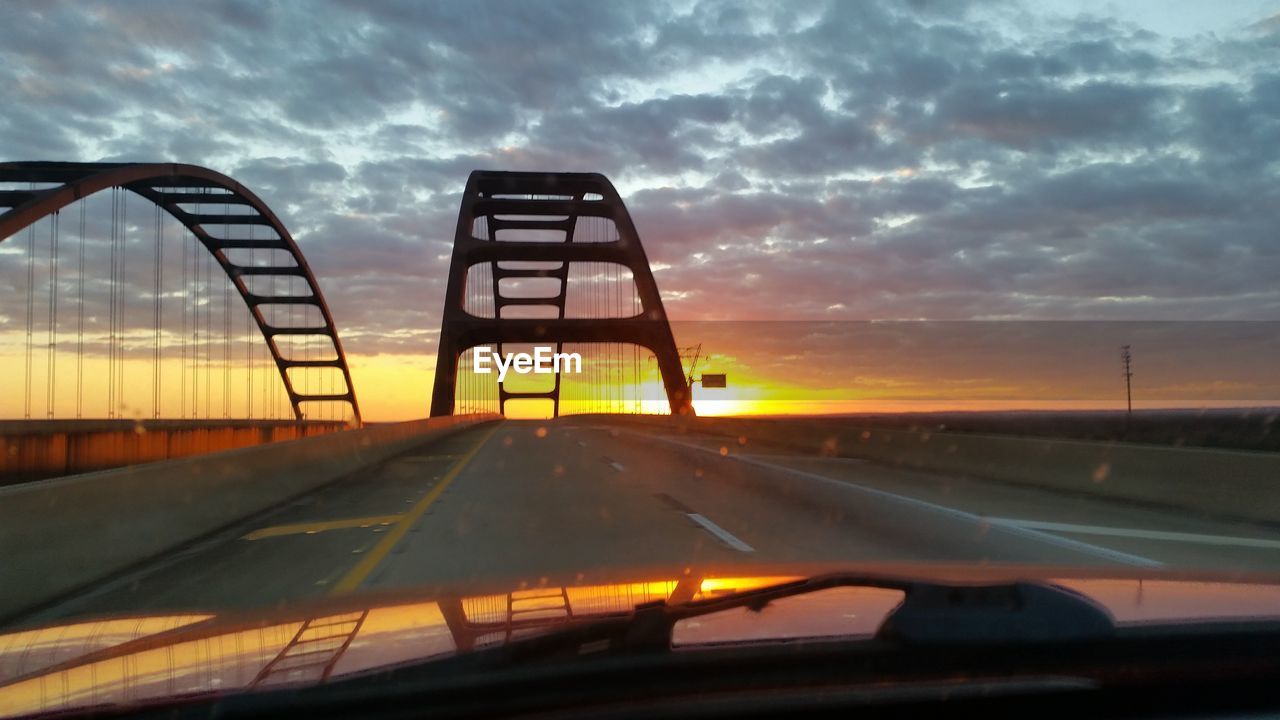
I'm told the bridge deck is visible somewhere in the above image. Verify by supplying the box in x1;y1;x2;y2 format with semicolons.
17;418;1280;627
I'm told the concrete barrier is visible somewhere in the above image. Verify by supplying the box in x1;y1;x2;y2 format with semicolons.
605;415;1280;526
0;419;351;483
0;415;499;621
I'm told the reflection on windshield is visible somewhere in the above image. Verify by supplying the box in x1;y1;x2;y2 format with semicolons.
7;573;1280;718
0;575;778;717
0;615;215;684
0;620;303;718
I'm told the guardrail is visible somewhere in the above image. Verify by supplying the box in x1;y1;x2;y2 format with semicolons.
0;415;500;622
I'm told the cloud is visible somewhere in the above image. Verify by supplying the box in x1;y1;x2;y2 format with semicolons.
1;0;1279;376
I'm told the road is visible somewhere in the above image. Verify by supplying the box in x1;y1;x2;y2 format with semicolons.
23;418;1280;625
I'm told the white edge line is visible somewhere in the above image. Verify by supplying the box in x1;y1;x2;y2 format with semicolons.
688;512;755;553
990;518;1280;550
629;430;1163;568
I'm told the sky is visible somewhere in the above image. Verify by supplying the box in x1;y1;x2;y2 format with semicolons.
2;0;1280;419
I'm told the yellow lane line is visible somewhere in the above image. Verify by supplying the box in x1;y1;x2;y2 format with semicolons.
242;515;405;541
330;422;502;595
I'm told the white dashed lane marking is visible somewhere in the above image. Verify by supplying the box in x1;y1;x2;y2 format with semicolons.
687;513;755;553
628;430;1162;568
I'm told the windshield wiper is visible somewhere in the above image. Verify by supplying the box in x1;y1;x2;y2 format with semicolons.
452;572;1115;666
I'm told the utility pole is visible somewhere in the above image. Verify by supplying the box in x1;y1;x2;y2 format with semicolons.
1121;345;1133;422
681;344;703;388
670;343;727;402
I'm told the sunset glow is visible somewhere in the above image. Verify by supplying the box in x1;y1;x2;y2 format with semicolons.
3;2;1279;422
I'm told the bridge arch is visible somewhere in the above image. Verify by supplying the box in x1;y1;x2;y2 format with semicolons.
430;170;692;418
0;161;361;423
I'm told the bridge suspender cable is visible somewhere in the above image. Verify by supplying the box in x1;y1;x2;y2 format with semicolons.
202;203;210;417
119;190;127;417
152;204;163;419
180;218;188;419
23;188;35;420
46;210;58;418
268;255;274;417
107;187;118;418
223;266;230;419
192;214;201;418
246;231;253;420
222;207;230;419
199;206;205;418
76;199;86;419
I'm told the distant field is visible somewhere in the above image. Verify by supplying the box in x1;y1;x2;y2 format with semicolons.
785;409;1280;454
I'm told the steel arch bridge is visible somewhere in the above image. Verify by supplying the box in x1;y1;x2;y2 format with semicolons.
0;161;361;423
430;170;692;418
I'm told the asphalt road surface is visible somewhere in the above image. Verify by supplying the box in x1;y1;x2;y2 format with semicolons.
23;418;1280;626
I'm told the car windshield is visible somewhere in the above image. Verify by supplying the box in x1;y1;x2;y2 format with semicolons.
3;0;1280;716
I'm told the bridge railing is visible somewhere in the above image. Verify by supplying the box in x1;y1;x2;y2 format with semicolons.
0;419;354;484
0;414;499;621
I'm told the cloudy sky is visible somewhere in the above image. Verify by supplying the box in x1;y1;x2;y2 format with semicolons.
3;0;1280;417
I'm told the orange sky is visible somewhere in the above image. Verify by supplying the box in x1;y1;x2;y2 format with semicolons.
3;2;1280;425
4;320;1280;421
